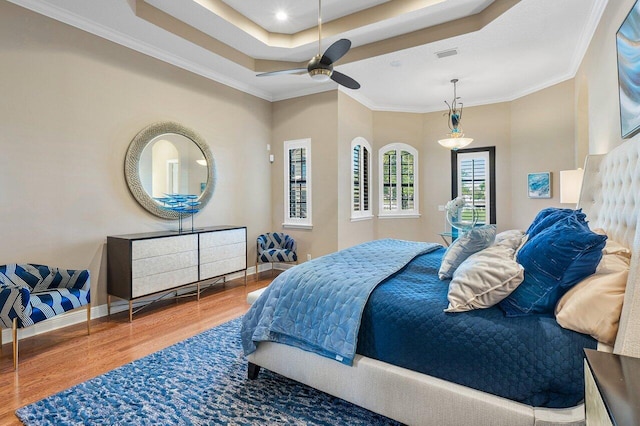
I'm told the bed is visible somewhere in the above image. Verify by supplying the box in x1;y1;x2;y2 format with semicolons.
242;139;640;426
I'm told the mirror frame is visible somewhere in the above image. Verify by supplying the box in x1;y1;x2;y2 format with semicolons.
125;121;216;219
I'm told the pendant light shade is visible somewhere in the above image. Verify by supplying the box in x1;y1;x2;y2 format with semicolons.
438;79;473;150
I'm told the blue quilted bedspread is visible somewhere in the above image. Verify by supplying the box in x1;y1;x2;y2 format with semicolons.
241;239;440;365
358;248;597;408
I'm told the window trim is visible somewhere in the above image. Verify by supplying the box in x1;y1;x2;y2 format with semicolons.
451;146;496;225
351;137;373;221
283;138;313;229
378;143;420;218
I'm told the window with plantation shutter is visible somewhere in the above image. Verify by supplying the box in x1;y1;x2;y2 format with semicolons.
284;139;312;229
379;143;419;218
451;147;496;225
351;137;373;220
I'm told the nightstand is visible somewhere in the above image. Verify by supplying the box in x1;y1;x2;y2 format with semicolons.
584;349;640;425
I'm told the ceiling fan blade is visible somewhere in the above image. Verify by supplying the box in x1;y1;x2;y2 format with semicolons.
256;68;308;77
320;39;351;65
331;71;360;90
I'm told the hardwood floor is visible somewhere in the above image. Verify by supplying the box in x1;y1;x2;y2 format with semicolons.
0;275;272;425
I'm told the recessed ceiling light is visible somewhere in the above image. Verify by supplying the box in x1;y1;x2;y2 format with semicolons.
390;60;402;67
276;11;288;21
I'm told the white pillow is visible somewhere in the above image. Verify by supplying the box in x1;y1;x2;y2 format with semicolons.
438;225;496;280
445;244;524;313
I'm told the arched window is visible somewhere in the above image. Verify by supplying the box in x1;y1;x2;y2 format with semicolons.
351;137;373;220
378;143;419;218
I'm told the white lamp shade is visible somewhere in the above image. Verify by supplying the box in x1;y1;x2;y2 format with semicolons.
560;169;584;204
437;137;473;150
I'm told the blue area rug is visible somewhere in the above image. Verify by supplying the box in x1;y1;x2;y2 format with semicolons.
16;317;400;425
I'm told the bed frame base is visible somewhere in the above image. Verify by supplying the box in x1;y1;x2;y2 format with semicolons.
248;342;584;426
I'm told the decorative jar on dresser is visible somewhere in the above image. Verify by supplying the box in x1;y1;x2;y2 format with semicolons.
107;226;246;321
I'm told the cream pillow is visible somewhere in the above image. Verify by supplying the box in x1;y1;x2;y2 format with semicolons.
494;229;524;249
555;240;631;345
445;244;524;313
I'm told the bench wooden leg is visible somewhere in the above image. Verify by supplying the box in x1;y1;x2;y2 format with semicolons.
86;303;91;335
12;318;18;370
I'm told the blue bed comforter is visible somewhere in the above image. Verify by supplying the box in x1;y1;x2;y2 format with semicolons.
241;239;440;365
358;248;597;408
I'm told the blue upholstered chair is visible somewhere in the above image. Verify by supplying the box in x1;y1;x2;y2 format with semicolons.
0;263;91;369
256;233;297;279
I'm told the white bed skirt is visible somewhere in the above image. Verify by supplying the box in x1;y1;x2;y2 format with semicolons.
248;342;584;426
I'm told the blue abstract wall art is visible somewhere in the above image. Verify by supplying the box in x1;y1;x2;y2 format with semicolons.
617;0;640;138
528;172;551;199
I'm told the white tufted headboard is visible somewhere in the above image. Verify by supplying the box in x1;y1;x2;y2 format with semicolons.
577;140;640;357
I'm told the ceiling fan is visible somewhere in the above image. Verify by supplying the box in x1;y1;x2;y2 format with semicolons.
256;0;360;90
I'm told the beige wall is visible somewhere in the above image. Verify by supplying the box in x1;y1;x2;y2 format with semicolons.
372;111;426;241
576;0;640;154
510;80;576;229
337;92;374;250
0;2;272;305
421;101;514;238
368;82;574;242
271;91;339;260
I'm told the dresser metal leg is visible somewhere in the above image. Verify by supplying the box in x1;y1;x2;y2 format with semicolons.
107;295;111;316
129;301;133;323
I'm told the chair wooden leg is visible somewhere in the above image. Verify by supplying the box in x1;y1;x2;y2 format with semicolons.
12;317;18;370
86;303;91;335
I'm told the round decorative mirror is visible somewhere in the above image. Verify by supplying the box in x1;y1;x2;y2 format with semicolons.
125;122;216;219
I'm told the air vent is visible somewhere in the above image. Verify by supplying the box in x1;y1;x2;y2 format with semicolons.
436;48;458;59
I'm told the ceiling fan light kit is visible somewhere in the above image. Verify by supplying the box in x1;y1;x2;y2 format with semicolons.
256;0;360;90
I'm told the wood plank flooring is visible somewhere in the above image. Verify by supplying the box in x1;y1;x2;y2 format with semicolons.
0;275;272;425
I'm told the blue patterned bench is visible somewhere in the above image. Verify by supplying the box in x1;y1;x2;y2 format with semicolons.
0;263;91;369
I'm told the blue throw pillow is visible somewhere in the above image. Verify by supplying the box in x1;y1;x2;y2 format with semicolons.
438;225;496;280
499;215;606;317
526;208;586;239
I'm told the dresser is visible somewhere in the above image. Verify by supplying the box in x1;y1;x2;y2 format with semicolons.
107;226;246;321
584;348;640;425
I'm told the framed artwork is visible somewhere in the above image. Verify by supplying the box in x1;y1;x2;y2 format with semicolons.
528;172;551;199
617;0;640;138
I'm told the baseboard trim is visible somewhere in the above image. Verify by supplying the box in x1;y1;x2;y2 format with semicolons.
0;266;266;344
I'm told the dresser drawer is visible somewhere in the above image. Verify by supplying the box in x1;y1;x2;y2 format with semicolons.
200;257;246;280
132;266;199;298
199;229;245;248
200;242;246;264
132;250;198;279
132;235;198;260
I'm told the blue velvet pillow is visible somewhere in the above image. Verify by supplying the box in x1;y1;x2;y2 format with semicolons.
499;215;606;317
526;208;586;239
